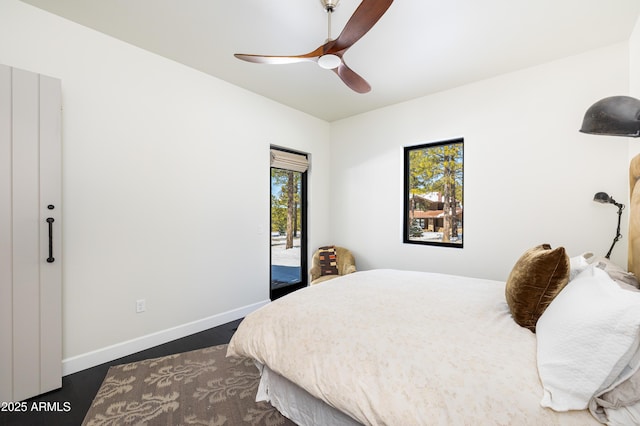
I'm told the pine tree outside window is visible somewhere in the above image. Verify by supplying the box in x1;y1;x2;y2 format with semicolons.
403;139;464;247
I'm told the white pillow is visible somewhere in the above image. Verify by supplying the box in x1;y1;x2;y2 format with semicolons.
589;256;640;288
569;252;591;280
536;265;640;411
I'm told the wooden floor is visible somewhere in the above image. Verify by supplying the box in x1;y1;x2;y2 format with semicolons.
0;318;243;426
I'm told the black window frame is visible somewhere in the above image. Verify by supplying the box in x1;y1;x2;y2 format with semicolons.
403;138;464;248
270;148;308;300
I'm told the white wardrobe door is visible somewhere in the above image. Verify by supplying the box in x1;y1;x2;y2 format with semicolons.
38;73;62;400
0;64;62;402
0;61;12;403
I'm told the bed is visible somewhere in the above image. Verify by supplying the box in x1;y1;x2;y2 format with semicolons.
227;247;640;425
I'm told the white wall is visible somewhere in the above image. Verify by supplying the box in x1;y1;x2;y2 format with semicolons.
629;14;640;162
0;0;331;373
630;15;640;99
330;44;631;281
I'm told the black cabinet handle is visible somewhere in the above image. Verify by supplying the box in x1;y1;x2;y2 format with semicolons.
46;217;55;263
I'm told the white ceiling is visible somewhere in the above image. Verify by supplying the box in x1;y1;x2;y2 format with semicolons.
19;0;640;122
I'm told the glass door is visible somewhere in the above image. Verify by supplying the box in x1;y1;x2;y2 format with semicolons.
270;152;307;299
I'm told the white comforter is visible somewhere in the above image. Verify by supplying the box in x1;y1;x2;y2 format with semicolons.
227;269;599;425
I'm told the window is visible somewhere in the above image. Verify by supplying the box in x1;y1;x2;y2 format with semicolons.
270;148;308;299
404;138;464;247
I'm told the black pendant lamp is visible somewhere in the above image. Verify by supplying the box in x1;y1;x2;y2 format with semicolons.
580;96;640;137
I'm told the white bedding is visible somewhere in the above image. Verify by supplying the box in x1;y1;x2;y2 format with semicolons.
227;269;599;425
257;363;361;426
537;265;640;424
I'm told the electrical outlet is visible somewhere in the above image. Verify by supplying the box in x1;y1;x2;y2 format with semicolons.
136;299;146;313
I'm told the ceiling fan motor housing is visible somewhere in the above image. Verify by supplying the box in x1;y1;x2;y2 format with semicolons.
321;0;340;12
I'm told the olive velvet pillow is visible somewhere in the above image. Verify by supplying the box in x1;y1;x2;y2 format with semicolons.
505;244;570;332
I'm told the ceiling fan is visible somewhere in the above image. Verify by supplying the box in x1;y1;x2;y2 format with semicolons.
234;0;394;94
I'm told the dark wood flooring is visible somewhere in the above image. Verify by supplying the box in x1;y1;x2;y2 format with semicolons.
0;318;243;426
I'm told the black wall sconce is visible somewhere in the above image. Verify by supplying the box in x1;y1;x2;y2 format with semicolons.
580;96;640;137
593;192;625;259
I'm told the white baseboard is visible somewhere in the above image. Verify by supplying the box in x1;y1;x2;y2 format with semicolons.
62;300;269;376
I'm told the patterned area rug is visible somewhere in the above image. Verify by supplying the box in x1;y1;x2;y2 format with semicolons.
82;344;296;426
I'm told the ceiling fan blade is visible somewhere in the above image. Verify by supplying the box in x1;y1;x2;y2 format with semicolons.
234;53;318;65
328;0;393;54
333;61;371;93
